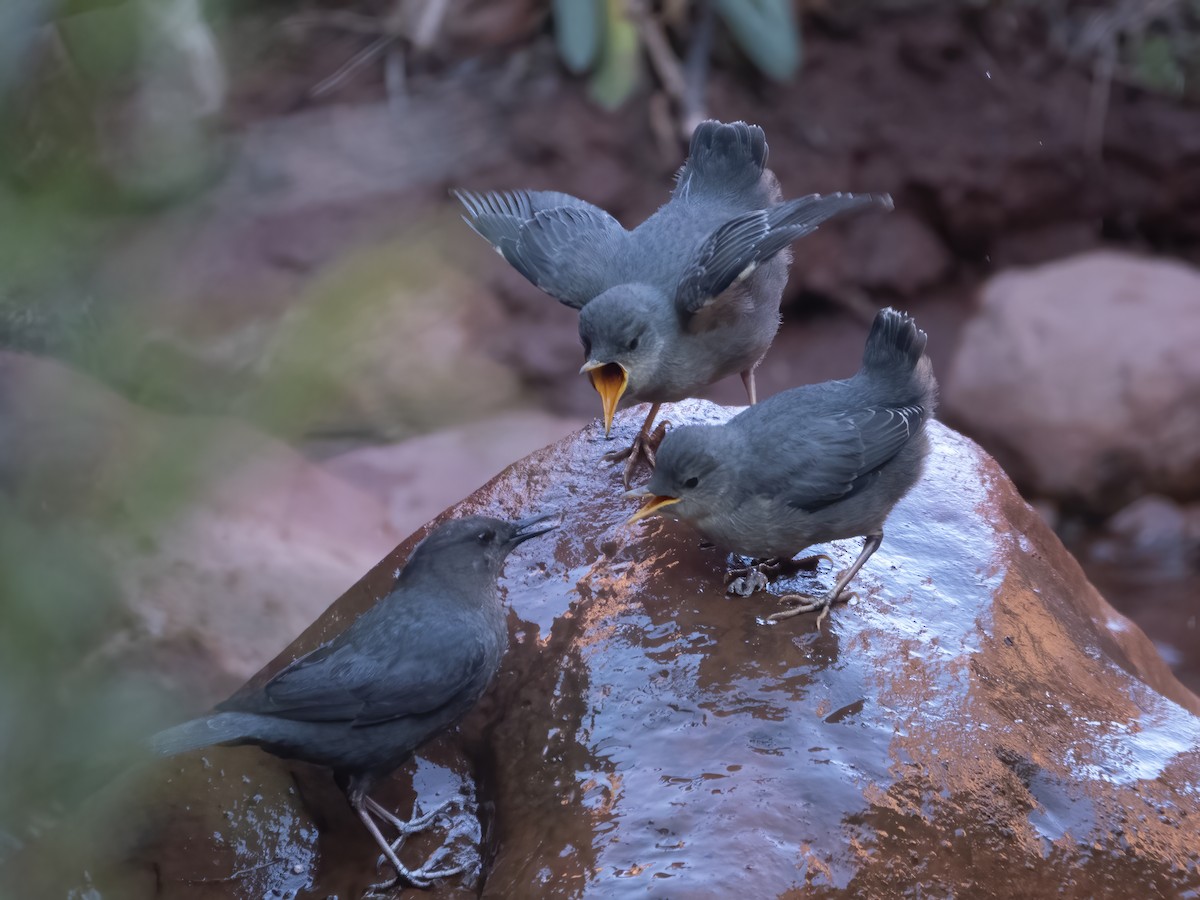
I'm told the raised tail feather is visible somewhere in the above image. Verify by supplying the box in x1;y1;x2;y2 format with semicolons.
150;712;258;757
674;120;767;197
862;307;928;375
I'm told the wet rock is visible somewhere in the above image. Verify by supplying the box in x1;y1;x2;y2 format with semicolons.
943;251;1200;512
9;401;1198;897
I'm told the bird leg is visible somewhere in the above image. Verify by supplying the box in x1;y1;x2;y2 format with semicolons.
350;789;467;891
603;403;667;488
765;533;883;629
365;795;456;849
726;553;831;597
740;368;758;406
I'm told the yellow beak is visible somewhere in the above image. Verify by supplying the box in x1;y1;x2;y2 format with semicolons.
627;495;681;524
580;360;628;436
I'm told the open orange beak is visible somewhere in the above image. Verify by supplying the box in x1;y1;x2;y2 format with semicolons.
627;494;680;524
580;360;628;436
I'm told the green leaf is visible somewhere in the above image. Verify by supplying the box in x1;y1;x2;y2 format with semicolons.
588;0;641;110
712;0;801;82
554;0;603;74
1128;33;1185;97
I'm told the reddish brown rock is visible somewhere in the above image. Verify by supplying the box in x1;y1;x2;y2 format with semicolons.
942;251;1200;512
322;410;586;537
8;403;1199;897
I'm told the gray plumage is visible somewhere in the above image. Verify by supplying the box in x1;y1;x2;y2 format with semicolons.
633;308;936;624
151;514;554;887
455;121;892;485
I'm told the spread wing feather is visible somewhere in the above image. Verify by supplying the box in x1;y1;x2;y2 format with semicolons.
676;193;893;321
455;189;627;309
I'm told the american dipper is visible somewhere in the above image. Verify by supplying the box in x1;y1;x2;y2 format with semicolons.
627;307;936;627
455;120;892;487
151;514;555;888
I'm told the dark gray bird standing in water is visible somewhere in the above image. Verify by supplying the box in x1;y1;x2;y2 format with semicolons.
628;308;936;627
455;120;892;487
151;514;556;889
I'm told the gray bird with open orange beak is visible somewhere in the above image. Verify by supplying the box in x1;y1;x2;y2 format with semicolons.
627;307;936;628
455;120;892;487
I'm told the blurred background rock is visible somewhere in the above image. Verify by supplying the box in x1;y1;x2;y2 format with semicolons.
1;0;1198;856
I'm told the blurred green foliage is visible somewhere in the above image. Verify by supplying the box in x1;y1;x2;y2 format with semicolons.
1129;31;1187;94
1034;0;1200;99
0;513;173;832
0;0;283;862
553;0;800;110
710;0;801;81
588;0;642;109
553;0;602;73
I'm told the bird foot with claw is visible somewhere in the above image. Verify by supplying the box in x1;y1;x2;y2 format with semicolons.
372;850;469;893
726;553;832;597
379;801;457;861
725;557;783;596
396;799;456;837
369;796;457;843
366;859;469;895
727;568;770;597
764;590;857;630
604;420;671;488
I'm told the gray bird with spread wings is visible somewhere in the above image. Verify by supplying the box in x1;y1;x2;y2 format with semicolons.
628;308;936;628
151;514;555;889
456;120;892;487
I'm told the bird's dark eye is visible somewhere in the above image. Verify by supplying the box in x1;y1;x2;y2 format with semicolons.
581;336;592;356
628;335;640;351
683;476;700;489
477;529;496;545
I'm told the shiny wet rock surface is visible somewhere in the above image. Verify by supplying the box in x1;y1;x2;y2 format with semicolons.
8;402;1199;897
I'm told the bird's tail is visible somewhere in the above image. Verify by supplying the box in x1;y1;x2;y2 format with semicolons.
673;121;767;197
861;307;928;375
150;711;259;757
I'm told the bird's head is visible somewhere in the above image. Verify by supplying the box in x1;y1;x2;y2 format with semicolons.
406;513;558;580
626;426;728;524
578;285;669;436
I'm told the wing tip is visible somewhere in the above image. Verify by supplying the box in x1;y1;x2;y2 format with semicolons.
827;191;894;211
869;192;895;212
451;188;535;221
